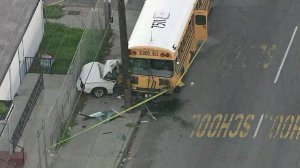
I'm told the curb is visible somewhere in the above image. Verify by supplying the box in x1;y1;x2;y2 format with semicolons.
113;110;142;168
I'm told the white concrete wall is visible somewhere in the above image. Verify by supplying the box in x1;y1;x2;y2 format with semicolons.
0;0;43;100
9;52;21;99
23;0;44;60
0;72;12;100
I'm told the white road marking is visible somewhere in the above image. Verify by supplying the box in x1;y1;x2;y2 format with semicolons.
274;26;298;84
253;114;264;138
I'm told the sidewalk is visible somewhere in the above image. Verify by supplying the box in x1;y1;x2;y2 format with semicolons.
51;1;143;168
51;96;141;168
20;74;68;168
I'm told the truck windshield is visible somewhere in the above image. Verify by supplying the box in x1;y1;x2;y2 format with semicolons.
129;58;174;78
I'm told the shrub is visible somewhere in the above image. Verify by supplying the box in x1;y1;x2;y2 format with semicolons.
0;102;8;116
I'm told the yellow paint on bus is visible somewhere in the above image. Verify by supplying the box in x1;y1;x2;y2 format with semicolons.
128;0;212;94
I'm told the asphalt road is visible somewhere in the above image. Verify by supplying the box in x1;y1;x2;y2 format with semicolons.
122;0;300;168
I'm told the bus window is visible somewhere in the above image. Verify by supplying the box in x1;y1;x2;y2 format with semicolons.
130;58;174;78
195;15;206;25
151;60;173;71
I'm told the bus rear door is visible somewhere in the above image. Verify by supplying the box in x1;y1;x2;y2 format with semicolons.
194;0;212;40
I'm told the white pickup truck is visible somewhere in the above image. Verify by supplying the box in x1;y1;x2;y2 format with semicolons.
76;59;121;97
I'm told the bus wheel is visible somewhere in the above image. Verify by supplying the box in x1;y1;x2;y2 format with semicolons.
92;87;107;98
174;86;182;93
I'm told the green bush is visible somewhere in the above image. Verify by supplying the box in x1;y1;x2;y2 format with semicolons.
44;4;64;19
0;102;8;116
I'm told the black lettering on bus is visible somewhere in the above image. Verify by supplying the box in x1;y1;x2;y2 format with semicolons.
151;50;158;56
151;19;167;28
139;50;151;56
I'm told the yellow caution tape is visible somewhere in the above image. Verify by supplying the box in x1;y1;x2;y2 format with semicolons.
48;40;206;150
48;90;167;149
176;40;206;86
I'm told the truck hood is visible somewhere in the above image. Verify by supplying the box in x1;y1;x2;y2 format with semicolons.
80;62;102;83
103;59;121;77
80;59;121;83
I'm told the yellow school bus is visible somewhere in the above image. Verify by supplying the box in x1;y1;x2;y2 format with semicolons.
128;0;212;94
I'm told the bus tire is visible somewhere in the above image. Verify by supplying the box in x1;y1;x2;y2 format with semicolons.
174;86;182;93
92;87;107;98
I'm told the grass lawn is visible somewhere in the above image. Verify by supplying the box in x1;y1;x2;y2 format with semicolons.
39;22;83;59
38;22;84;74
0;101;11;120
44;4;64;19
0;102;8;118
36;22;111;74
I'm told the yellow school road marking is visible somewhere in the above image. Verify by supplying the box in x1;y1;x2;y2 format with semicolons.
190;113;300;140
261;44;276;69
229;44;277;69
190;113;255;139
268;115;300;140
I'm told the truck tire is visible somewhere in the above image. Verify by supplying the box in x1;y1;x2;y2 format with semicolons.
92;87;107;98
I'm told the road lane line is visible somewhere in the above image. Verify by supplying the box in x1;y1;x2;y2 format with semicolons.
274;26;298;83
253;114;264;138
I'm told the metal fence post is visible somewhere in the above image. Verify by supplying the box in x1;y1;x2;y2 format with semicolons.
37;130;42;168
43;119;48;168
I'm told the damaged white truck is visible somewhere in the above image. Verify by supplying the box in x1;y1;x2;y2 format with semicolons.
76;59;121;97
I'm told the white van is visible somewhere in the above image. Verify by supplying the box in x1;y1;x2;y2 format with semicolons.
76;59;121;97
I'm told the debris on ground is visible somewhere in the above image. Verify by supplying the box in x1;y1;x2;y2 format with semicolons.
103;131;112;135
116;95;123;99
79;109;119;121
122;157;132;162
190;82;195;86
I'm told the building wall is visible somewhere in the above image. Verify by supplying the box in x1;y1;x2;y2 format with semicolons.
0;0;43;100
0;72;11;100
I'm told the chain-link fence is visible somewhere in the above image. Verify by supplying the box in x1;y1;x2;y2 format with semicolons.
23;0;112;167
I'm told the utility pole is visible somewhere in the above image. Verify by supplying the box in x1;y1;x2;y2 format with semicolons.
118;0;132;108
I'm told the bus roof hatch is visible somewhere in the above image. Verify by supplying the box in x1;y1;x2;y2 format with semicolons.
153;11;170;19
